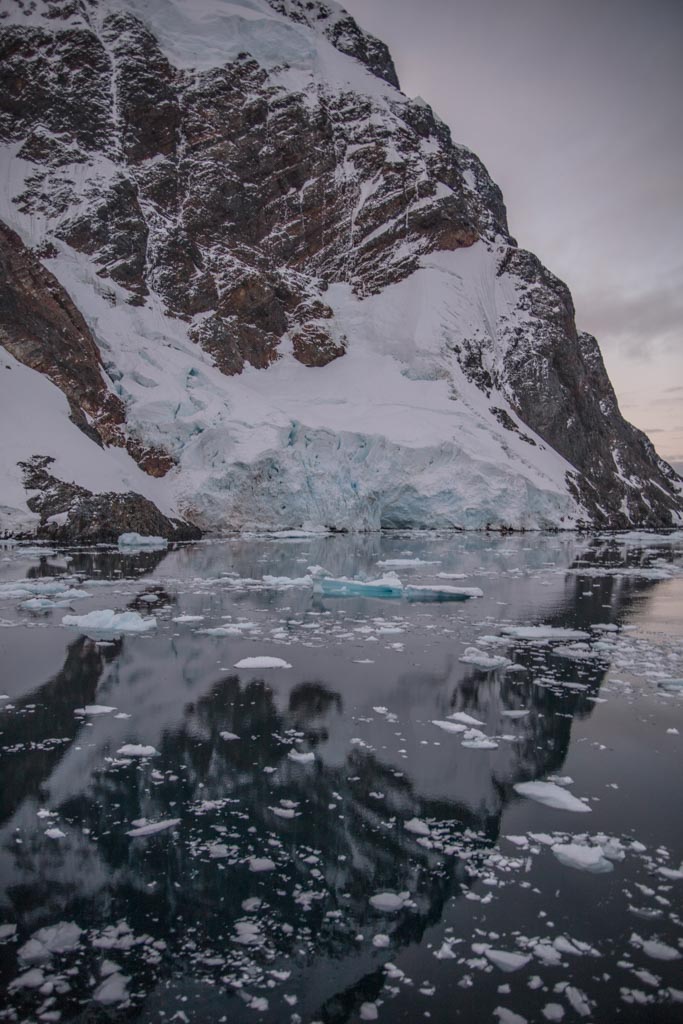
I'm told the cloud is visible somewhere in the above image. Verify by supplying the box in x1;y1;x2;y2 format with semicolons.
577;282;683;358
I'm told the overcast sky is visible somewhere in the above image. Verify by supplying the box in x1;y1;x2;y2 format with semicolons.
345;0;683;470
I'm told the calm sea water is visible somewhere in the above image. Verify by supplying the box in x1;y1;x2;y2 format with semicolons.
0;532;682;1023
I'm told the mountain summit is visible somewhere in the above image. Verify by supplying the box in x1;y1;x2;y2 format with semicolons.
1;0;681;538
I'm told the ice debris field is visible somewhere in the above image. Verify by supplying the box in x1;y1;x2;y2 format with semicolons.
0;530;682;1023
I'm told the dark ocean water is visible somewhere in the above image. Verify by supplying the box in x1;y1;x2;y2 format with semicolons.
0;531;681;1023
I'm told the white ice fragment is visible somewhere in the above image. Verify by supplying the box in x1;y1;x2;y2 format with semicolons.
448;711;484;726
172;614;205;622
431;719;467;734
542;1004;565;1021
494;1008;528;1024
552;843;613;873
460;647;510;670
0;923;17;942
93;972;130;1004
288;749;315;763
234;656;292;669
502;626;590;640
117;533;167;549
18;922;82;962
484;949;532;972
126;818;180;837
62;610;156;634
75;705;116;715
369;891;411;912
248;857;276;872
44;827;66;839
404;817;430;836
220;731;239;741
372;934;391;948
359;1002;378;1020
513;781;591;813
116;744;159;757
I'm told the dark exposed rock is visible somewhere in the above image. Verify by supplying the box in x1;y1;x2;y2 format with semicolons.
0;220;175;477
19;456;200;543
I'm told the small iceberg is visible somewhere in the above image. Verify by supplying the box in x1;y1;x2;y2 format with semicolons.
116;744;159;758
404;584;483;601
551;842;613;873
127;818;180;837
62;610;157;635
117;533;168;549
316;574;403;598
514;780;591;813
460;647;511;670
234;656;292;669
502;625;590;641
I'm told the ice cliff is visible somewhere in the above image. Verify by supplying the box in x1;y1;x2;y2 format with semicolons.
0;0;681;537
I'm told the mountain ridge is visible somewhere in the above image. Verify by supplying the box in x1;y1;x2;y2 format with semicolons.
0;0;680;538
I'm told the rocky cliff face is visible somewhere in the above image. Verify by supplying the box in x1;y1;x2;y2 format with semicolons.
0;0;680;535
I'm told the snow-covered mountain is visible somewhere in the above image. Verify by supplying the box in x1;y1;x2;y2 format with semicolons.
1;0;681;538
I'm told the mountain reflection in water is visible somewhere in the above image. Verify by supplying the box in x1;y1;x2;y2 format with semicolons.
0;532;681;1023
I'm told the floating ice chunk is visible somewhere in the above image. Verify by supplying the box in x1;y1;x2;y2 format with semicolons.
316;575;403;598
248;857;276;872
502;710;529;718
542;1004;565;1021
448;711;484;726
552;843;613;872
484;948;532;972
172;614;204;622
9;968;45;990
45;827;66;839
270;806;297;819
117;533;168;549
369;891;411;912
18;922;82;962
404;817;430;836
220;731;239;741
373;933;391;948
288;749;315;763
502;626;590;641
431;719;467;735
494;1008;528;1024
630;934;681;961
127;818;180;837
360;1002;379;1020
62;610;156;634
437;572;468;579
434;941;457;959
513;781;591;812
0;923;17;942
460;647;511;670
234;656;292;669
116;744;159;757
462;733;499;750
93;971;130;1004
75;705;116;715
234;921;261;945
261;574;313;588
405;584;482;601
552;644;602;661
565;986;592;1017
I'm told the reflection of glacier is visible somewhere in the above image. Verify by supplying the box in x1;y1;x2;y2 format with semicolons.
0;533;679;1022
